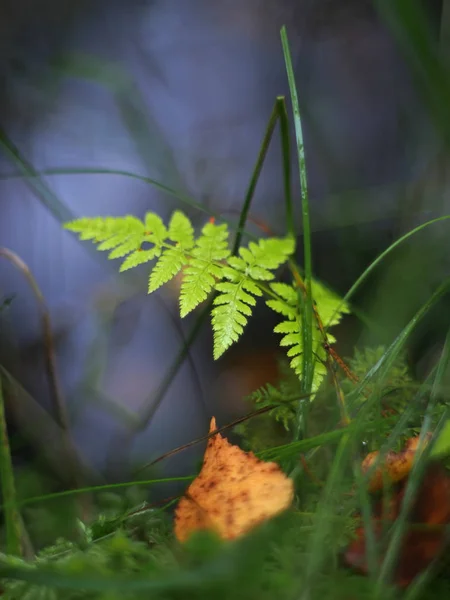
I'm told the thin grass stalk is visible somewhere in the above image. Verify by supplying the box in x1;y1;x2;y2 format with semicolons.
232;99;283;254
326;215;450;333
0;374;22;556
276;96;294;238
281;26;314;441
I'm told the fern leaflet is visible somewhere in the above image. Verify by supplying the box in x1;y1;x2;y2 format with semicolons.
179;221;230;317
267;279;349;394
148;211;194;292
212;236;295;359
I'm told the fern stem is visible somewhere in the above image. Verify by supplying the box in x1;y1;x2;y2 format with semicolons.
232;100;281;254
276;96;294;238
0;374;22;556
281;27;314;434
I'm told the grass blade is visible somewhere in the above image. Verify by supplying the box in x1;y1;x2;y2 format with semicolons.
281;26;314;439
276;96;294;238
232;100;281;253
327;215;450;331
0;375;22;556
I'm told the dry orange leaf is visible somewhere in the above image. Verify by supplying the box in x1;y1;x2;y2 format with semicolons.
344;462;450;587
174;417;294;542
362;434;431;492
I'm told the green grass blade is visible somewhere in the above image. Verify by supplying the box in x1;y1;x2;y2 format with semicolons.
0;127;75;223
12;475;194;509
347;276;450;402
0;166;272;247
281;27;314;416
276;96;294;238
232;100;281;253
0;375;22;556
327;215;450;330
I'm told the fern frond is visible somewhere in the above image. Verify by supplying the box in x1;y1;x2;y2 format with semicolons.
231;236;295;280
119;249;160;272
144;213;168;244
148;212;194;293
64;214;158;265
65;212;305;365
211;285;251;360
179;222;230;318
211;236;295;359
148;246;187;293
268;280;349;394
310;279;350;326
65;213;182;277
166;211;194;248
249;382;296;430
64;215;146;259
266;282;297;319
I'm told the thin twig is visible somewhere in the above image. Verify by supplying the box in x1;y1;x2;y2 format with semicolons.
134;393;311;475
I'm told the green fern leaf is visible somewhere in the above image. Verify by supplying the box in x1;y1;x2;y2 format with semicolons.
119;248;160;272
268;280;349;394
64;216;121;241
179;221;231;318
65;213;179;277
107;237;144;259
309;278;350;326
65;215;146;260
148;246;187;293
147;212;194;293
214;281;258;310
144;213;168;244
266;282;297;319
211;236;294;359
239;237;295;279
269;282;297;303
211;285;250;360
167;211;194;248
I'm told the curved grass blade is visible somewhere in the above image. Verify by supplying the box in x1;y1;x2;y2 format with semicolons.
327;215;450;331
11;475;194;510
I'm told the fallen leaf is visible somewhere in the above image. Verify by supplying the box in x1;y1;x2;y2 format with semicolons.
344;439;450;588
362;434;431;493
174;417;294;542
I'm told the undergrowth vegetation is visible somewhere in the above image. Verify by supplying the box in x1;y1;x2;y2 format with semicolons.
2;13;450;600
